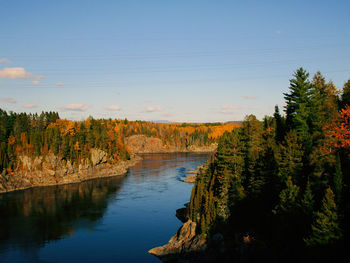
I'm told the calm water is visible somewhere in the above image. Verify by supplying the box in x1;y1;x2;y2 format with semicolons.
0;153;209;263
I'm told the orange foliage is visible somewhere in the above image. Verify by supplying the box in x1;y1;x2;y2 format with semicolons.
8;135;15;145
48;119;77;136
20;132;27;145
324;105;350;150
208;125;235;139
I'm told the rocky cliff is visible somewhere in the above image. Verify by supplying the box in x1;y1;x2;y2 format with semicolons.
0;149;141;194
125;135;217;154
148;220;207;262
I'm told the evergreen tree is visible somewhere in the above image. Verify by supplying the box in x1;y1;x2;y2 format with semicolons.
273;176;300;215
278;131;303;184
340;79;350;109
305;188;342;246
284;67;312;140
333;154;343;204
273;105;286;143
300;181;314;216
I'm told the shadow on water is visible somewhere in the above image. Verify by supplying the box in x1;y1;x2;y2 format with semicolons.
0;153;210;263
0;177;124;253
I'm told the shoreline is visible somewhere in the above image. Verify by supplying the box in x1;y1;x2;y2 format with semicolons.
0;155;142;195
0;150;214;195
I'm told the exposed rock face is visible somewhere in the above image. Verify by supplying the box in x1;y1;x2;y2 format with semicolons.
90;148;108;166
0;150;142;194
175;207;189;223
125;135;168;153
149;220;207;262
187;144;217;153
185;165;205;183
125;135;217;154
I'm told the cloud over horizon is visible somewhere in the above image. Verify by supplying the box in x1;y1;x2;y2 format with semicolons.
56;82;65;87
218;104;241;114
0;58;11;64
143;106;163;113
2;97;16;103
23;104;37;108
59;103;88;112
242;95;258;100
107;105;121;111
0;67;44;79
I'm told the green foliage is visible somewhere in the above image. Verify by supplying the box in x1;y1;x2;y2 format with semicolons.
273;176;300;215
284;67;312;140
340;79;350;109
305;188;342;246
299;181;314;216
187;68;348;261
277;131;303;184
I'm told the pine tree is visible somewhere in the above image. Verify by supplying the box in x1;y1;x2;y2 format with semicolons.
340;79;350;109
274;105;286;143
278;131;303;184
273;176;300;215
284;67;312;139
300;181;314;216
305;188;342;246
333;154;343;204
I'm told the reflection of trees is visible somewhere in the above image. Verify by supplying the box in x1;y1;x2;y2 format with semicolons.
0;176;124;251
131;153;210;179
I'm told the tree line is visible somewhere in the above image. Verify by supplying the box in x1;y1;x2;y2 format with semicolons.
189;68;350;262
0;111;236;174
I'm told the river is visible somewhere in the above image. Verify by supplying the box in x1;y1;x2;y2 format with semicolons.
0;153;209;263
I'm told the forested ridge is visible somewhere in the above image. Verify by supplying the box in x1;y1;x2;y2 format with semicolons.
188;68;350;262
0;111;235;175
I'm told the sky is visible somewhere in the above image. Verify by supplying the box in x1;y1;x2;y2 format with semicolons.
0;0;350;122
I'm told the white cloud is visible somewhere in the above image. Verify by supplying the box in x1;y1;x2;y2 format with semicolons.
107;105;121;111
59;103;88;112
242;95;257;100
221;105;240;110
218;110;233;114
218;105;241;114
143;106;163;113
144;99;152;103
56;82;65;87
2;97;16;103
23;104;37;108
0;67;44;79
162;112;174;117
32;80;40;85
0;58;11;64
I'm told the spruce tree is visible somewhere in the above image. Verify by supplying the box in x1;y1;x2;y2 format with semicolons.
273;176;300;215
305;188;342;246
340;79;350;109
284;67;312;139
300;181;314;216
333;154;343;204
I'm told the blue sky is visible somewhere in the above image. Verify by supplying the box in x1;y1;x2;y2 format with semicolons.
1;0;349;122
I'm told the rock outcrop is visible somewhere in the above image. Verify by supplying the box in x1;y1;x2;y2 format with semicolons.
148;220;207;262
90;148;108;166
125;135;169;153
0;149;142;194
184;165;205;183
125;135;217;154
184;174;197;183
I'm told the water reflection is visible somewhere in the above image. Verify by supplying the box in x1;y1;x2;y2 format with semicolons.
0;153;209;263
0;176;124;253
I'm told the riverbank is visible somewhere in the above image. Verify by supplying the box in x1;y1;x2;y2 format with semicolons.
0;153;209;263
0;142;216;194
0;155;142;194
